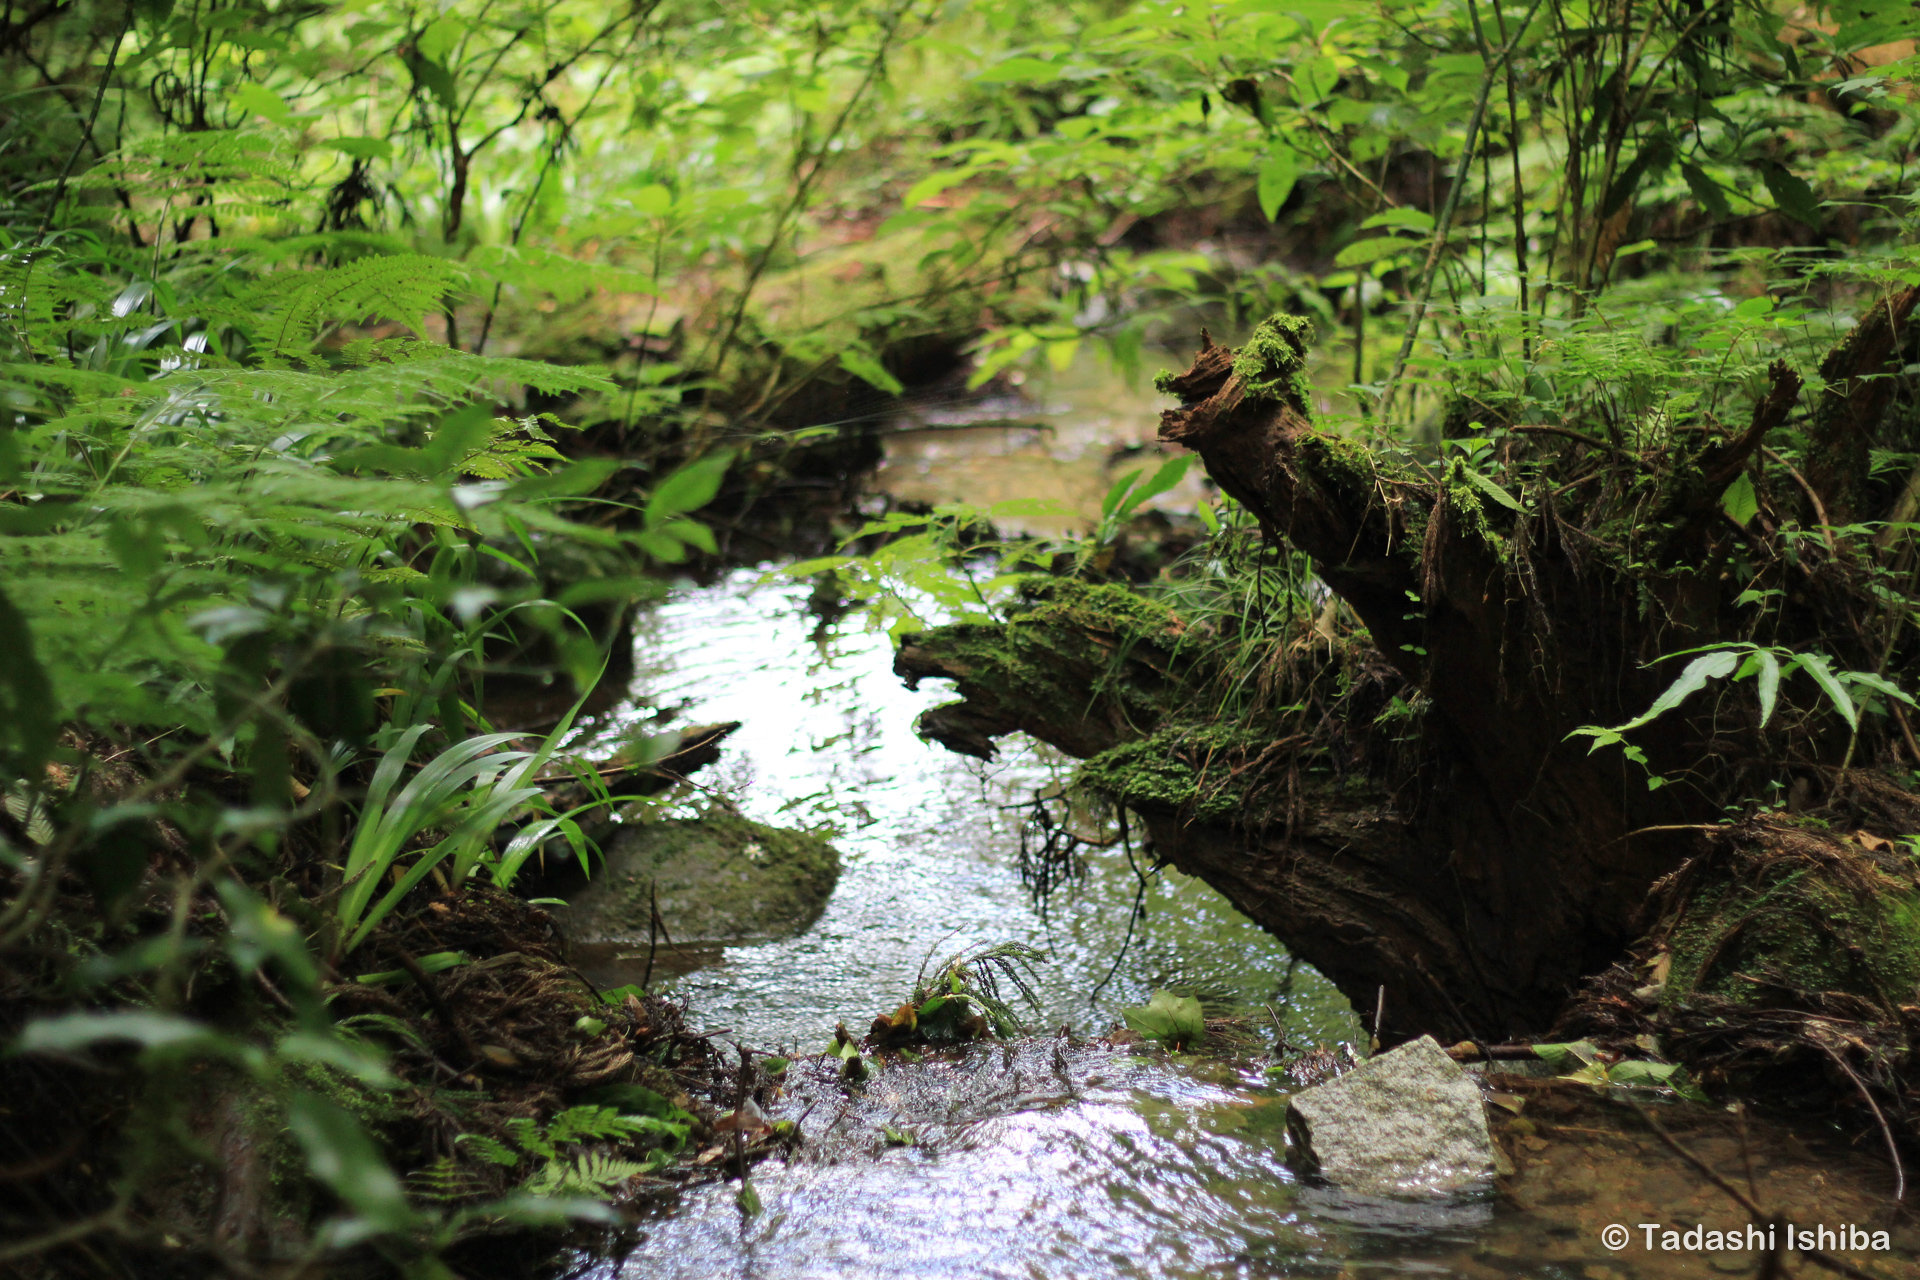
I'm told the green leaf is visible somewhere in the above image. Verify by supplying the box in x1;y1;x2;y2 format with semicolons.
324;137;394;162
1120;990;1206;1049
404;52;459;112
1359;207;1435;233
1754;650;1781;727
1615;650;1741;732
1530;1040;1598;1071
1796;651;1857;728
839;349;904;396
901;169;970;210
632;183;673;216
1257;148;1298;222
231;83;295;127
645;453;733;527
1607;1059;1680;1088
15;1011;221;1056
1335;236;1418;268
289;1093;418;1234
1721;472;1759;527
1126;455;1192;511
1463;468;1522;512
1100;469;1142;519
1760;162;1821;227
1680;162;1731;220
1844;670;1917;708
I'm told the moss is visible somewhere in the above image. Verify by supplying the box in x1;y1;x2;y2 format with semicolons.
1013;575;1186;643
1075;720;1274;823
1230;314;1315;405
1663;851;1920;1010
1442;459;1499;548
560;803;840;944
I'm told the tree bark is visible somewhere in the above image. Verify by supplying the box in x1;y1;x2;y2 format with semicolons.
896;304;1920;1044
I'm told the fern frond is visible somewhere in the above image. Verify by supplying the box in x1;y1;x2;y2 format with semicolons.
524;1150;644;1196
455;1134;522;1167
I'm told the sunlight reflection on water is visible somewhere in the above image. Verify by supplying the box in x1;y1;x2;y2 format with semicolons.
586;568;1355;1052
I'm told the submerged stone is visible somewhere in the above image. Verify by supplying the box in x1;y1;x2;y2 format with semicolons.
1285;1034;1496;1196
554;804;839;945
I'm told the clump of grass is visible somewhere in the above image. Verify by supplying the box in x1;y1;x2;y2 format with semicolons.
868;939;1046;1043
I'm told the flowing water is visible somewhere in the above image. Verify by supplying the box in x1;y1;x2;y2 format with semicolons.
573;356;1913;1278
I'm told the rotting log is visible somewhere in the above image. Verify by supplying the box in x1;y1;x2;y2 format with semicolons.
897;299;1920;1050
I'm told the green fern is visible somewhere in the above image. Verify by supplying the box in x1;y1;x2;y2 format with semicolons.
523;1150;646;1196
456;1134;524;1167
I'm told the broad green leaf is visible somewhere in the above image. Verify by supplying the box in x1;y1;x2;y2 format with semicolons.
1617;650;1740;731
1126;455;1192;511
1257;148;1298;222
1120;990;1206;1048
1531;1040;1598;1071
1681;162;1731;220
1721;472;1759;527
840;350;903;395
231;83;294;127
1463;469;1522;512
1101;469;1142;518
645;452;734;526
323;136;393;161
1760;163;1822;226
404;53;459;112
632;184;673;216
1796;652;1857;728
901;169;971;209
1360;207;1435;233
1607;1059;1681;1088
1844;670;1916;708
1335;236;1419;268
1754;650;1781;726
15;1011;220;1056
288;1093;418;1234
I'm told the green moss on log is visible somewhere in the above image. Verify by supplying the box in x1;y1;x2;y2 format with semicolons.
1075;721;1274;823
1231;314;1316;405
1663;841;1920;1010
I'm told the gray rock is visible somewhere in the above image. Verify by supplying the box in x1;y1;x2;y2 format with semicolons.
1285;1034;1496;1196
553;805;839;945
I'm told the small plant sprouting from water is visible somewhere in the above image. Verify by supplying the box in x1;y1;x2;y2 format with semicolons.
867;939;1046;1046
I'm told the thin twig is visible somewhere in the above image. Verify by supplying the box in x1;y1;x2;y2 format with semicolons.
1812;1037;1905;1202
1762;446;1840;556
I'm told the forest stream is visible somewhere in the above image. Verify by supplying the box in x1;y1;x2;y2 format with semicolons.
565;381;1915;1278
19;2;1920;1271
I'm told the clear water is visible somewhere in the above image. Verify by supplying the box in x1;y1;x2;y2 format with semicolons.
572;373;1910;1277
618;1040;1497;1280
586;569;1358;1054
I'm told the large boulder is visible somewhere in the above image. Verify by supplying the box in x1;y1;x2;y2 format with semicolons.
553;804;839;945
1285;1034;1496;1196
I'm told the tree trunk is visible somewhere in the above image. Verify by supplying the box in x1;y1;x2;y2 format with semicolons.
897;301;1920;1044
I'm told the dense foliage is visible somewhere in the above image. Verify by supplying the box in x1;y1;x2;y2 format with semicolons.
7;0;1920;1273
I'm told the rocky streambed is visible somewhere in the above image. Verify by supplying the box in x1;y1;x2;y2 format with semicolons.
542;571;1915;1279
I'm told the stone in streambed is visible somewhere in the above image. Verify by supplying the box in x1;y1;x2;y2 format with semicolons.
553;804;839;945
1285;1034;1496;1196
